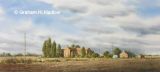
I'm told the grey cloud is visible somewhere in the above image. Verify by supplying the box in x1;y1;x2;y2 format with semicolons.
58;6;88;14
81;23;122;34
0;38;38;48
121;25;160;36
98;10;132;18
118;38;149;46
86;34;149;54
65;38;81;44
87;0;113;6
84;27;115;34
0;37;40;53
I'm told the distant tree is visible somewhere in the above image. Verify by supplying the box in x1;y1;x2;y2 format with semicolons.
92;53;99;58
7;53;12;56
26;53;39;56
0;52;12;57
71;44;75;48
103;51;111;58
86;48;93;57
113;48;121;56
75;45;80;48
81;47;86;57
126;51;135;58
15;53;23;56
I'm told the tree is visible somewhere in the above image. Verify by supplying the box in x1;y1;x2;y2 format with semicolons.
92;53;99;58
0;52;12;57
86;48;93;57
15;53;23;56
48;38;52;57
42;38;57;58
75;45;80;48
113;48;121;56
126;51;135;58
52;41;57;57
42;40;47;57
81;47;86;57
103;51;111;58
71;44;75;48
56;44;62;57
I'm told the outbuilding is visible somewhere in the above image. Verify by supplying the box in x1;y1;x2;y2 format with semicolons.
120;51;129;58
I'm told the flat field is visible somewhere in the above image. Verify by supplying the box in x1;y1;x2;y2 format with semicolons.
0;58;159;72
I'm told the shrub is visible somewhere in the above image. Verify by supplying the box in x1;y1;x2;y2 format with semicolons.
45;59;61;62
0;58;34;64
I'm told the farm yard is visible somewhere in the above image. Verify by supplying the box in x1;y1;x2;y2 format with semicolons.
0;58;159;72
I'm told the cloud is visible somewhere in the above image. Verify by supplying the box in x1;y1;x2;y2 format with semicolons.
0;7;4;15
35;0;160;55
38;0;136;17
0;0;160;55
0;16;76;54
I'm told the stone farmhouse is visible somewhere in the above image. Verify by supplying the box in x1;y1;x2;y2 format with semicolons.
120;51;129;58
63;47;89;58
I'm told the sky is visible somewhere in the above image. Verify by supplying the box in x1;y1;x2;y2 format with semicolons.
0;0;160;55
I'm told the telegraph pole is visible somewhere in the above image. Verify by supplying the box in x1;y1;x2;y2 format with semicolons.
24;33;27;64
111;41;114;54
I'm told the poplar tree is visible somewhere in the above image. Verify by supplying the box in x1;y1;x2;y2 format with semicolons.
42;40;47;57
42;38;57;58
52;41;57;57
48;38;52;57
45;40;50;57
56;44;61;57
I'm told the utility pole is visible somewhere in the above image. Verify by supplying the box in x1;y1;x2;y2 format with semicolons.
24;33;27;64
111;41;114;54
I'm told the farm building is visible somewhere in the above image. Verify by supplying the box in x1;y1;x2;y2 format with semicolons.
63;47;90;58
120;51;129;58
112;55;118;59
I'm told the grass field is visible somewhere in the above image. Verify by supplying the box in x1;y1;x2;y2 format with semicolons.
0;58;159;72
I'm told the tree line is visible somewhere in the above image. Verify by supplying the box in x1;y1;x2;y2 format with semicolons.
0;52;39;57
42;38;100;58
103;48;135;58
42;38;135;58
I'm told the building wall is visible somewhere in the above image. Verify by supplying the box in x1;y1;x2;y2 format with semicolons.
64;48;71;58
63;47;88;58
120;51;128;58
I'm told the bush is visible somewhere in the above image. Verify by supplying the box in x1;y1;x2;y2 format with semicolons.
0;58;34;64
65;58;88;61
92;53;100;58
103;51;112;58
45;59;61;62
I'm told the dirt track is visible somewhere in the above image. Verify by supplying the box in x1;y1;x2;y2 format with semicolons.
0;59;159;72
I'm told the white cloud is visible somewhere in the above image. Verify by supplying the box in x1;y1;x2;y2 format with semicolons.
0;17;75;54
0;7;4;15
35;0;160;55
0;0;160;55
